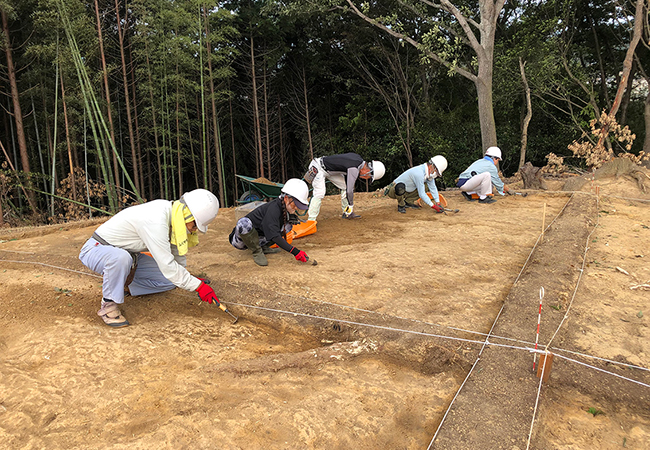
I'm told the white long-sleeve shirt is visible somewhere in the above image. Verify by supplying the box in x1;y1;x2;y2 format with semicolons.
94;200;201;291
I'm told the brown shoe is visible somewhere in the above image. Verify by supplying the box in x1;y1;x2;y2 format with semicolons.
97;300;130;327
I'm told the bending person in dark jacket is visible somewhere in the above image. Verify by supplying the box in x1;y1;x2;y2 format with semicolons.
305;152;385;220
229;179;312;267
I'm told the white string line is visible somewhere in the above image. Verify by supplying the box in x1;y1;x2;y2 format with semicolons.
262;289;541;349
5;249;648;376
427;357;482;450
6;256;647;389
605;194;650;203
0;258;102;278
429;192;594;448
533;190;650;203
191;293;650;391
511;193;574;286
223;300;541;353
550;346;649;372
523;193;601;448
553;353;650;388
426;196;572;447
546;193;600;349
0;249;35;254
427;302;507;449
526;355;548;450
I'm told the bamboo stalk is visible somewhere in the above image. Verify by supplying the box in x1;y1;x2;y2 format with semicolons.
198;5;208;189
50;36;60;216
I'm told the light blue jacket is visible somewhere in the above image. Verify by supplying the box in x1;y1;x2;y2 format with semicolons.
394;163;439;206
459;156;505;195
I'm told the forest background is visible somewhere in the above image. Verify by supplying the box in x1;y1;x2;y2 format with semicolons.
0;0;648;225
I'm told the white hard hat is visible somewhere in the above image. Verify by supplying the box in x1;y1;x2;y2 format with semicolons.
485;146;502;160
370;161;385;181
181;189;219;233
281;178;310;210
429;155;448;175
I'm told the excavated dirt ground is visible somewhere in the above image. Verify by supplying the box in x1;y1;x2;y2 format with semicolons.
0;175;649;449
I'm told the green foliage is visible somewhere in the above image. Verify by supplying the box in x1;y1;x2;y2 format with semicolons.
587;407;604;416
0;0;648;220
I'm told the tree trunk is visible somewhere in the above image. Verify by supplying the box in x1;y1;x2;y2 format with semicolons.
343;0;503;152
278;99;286;182
129;46;144;198
94;0;120;193
204;7;224;203
476;54;497;152
518;58;532;170
596;0;645;149
250;33;264;178
144;46;163;198
619;60;636;126
263;60;271;178
302;65;314;161
520;162;547;190
60;74;76;201
591;20;611;110
229;92;238;200
115;0;140;197
184;96;200;189
643;72;650;159
1;9;36;213
644;92;650;161
176;64;182;198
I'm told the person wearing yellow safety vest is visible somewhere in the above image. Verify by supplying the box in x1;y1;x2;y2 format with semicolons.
228;178;312;267
79;189;220;327
386;155;448;214
457;146;509;204
304;153;385;220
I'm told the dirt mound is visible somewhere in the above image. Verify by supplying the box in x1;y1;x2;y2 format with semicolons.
562;158;650;194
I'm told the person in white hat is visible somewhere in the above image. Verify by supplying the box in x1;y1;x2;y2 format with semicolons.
456;147;509;204
385;155;448;214
303;152;385;220
79;189;221;327
229;178;313;267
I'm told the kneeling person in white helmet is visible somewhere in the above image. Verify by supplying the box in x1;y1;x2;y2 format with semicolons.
79;189;221;327
457;146;509;204
304;152;385;220
386;155;447;214
229;178;312;267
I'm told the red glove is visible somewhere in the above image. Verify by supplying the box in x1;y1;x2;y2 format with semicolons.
431;203;443;213
196;281;219;305
295;250;308;262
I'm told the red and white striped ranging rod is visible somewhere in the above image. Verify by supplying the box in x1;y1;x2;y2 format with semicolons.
533;287;545;371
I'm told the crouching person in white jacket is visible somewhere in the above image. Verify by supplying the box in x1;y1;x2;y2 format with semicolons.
79;189;220;327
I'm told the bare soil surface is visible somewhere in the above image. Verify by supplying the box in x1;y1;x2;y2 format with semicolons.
1;174;649;449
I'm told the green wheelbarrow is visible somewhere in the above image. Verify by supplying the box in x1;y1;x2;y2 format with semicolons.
235;175;284;204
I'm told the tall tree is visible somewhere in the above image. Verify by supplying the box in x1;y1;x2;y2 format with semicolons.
1;7;37;212
296;0;506;152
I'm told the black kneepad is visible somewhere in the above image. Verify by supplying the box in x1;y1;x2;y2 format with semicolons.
395;182;406;196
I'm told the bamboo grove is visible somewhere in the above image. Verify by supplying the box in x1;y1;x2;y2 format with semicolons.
0;0;648;225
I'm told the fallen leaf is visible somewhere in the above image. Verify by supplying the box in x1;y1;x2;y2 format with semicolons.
616;267;629;275
637;311;644;319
